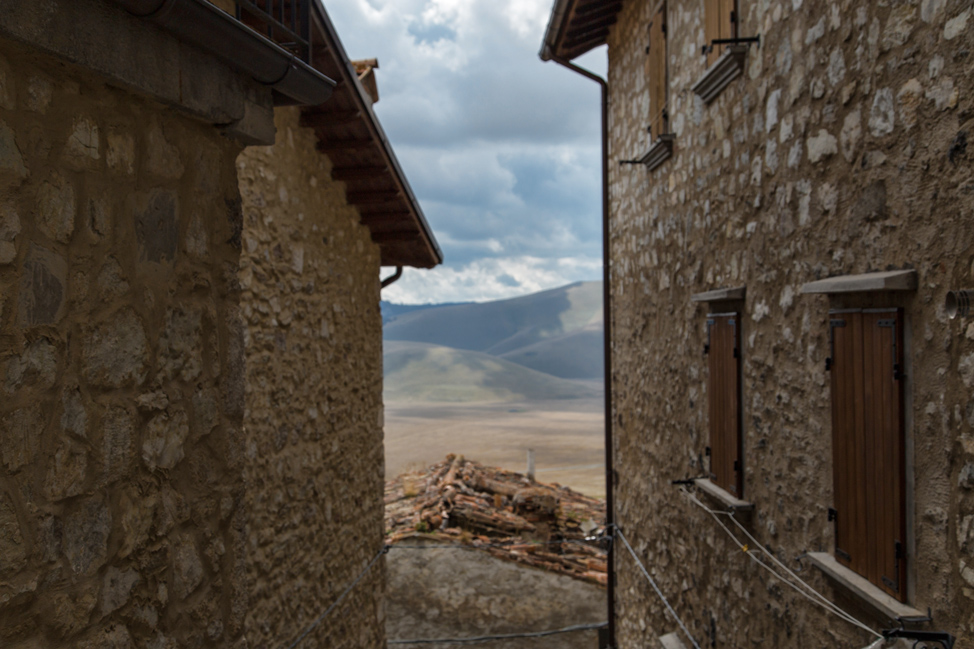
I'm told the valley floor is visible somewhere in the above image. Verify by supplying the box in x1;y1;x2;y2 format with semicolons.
384;397;606;497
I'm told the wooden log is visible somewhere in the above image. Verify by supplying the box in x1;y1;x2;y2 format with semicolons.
468;473;521;497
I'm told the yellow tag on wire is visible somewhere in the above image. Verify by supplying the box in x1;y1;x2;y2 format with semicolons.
742;544;749;552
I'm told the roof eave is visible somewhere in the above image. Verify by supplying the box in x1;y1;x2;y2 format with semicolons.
308;0;443;269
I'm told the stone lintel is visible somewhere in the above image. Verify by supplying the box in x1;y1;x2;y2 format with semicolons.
800;270;917;294
693;479;754;511
691;286;746;303
659;632;689;649
691;45;747;104
639;134;675;171
807;552;925;622
0;0;275;145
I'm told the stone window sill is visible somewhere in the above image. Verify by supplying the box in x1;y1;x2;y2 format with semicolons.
693;478;754;512
659;632;689;649
691;286;746;303
691;45;748;104
800;270;917;294
807;552;925;622
637;134;675;171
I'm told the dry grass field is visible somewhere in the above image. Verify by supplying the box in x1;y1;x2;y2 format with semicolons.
384;397;606;497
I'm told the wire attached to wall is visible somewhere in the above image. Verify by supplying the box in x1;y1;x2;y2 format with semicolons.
284;544;390;649
615;526;704;649
388;621;608;645
678;488;884;642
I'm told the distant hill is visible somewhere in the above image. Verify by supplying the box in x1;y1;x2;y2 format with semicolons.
497;326;604;380
384;341;603;403
380;300;472;325
383;281;604;379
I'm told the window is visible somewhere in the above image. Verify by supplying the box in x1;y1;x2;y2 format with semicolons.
828;308;907;602
647;2;668;138
705;312;742;497
704;0;737;67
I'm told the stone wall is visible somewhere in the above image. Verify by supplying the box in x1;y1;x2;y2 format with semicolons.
0;37;248;648
605;0;974;646
236;107;387;649
387;538;605;649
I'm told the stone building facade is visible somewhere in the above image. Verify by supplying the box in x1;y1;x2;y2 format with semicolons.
543;0;974;647
237;107;388;649
0;2;439;648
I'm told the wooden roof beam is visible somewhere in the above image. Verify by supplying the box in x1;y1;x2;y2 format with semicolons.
331;165;391;182
372;230;423;243
345;190;402;204
562;30;611;52
317;138;375;154
300;108;363;127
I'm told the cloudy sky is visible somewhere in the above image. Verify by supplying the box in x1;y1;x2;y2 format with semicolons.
325;0;607;304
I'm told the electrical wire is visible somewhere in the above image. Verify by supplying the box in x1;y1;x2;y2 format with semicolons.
615;527;703;649
284;545;390;649
391;538;605;551
388;621;607;645
678;489;883;641
680;488;875;635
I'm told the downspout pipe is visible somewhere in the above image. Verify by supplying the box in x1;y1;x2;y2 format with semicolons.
115;0;335;106
380;266;404;290
547;54;615;649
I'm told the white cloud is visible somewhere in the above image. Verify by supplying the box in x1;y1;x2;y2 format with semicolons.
324;0;607;304
382;255;603;304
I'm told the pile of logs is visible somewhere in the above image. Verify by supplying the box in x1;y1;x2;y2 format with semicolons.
385;454;608;586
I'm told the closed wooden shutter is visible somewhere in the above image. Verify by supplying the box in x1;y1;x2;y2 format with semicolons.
647;4;667;137
707;313;742;496
829;309;906;601
705;0;737;67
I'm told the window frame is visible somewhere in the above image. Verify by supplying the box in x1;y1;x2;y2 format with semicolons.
704;310;744;499
704;0;738;67
647;0;669;139
826;305;911;603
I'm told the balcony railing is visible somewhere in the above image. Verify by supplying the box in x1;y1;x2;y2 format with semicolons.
234;0;311;62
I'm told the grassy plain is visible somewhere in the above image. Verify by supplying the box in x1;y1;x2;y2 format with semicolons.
384;397;606;498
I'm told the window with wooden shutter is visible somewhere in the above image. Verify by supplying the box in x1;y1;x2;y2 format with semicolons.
704;0;737;67
706;312;742;497
828;308;907;601
647;3;668;138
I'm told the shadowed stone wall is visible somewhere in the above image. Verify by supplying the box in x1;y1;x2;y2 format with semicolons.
605;0;974;646
387;538;605;649
236;107;386;649
0;38;248;648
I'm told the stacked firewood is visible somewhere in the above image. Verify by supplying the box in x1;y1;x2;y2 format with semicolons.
385;454;608;586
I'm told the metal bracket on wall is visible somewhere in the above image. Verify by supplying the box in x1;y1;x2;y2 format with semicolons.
882;629;955;649
701;35;760;55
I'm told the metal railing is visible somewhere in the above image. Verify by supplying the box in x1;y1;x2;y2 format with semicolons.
234;0;311;62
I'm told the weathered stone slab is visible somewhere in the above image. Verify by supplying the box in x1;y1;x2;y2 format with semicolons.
18;244;67;327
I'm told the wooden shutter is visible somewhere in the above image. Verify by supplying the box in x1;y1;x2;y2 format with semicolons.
829;311;865;571
647;4;667;137
829;309;906;601
706;0;737;67
707;313;742;496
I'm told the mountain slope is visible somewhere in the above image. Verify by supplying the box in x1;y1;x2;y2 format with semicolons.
383;341;603;403
383;281;603;361
497;326;604;379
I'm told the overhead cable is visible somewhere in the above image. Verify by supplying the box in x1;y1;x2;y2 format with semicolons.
678;488;883;641
615;526;703;649
284;545;390;649
391;537;605;551
388;621;608;645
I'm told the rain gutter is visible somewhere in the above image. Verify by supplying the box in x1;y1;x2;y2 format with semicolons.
380;266;404;289
545;53;615;649
114;0;336;106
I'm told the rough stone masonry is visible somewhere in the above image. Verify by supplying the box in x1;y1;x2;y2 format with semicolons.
0;36;248;648
600;0;974;646
0;8;391;649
